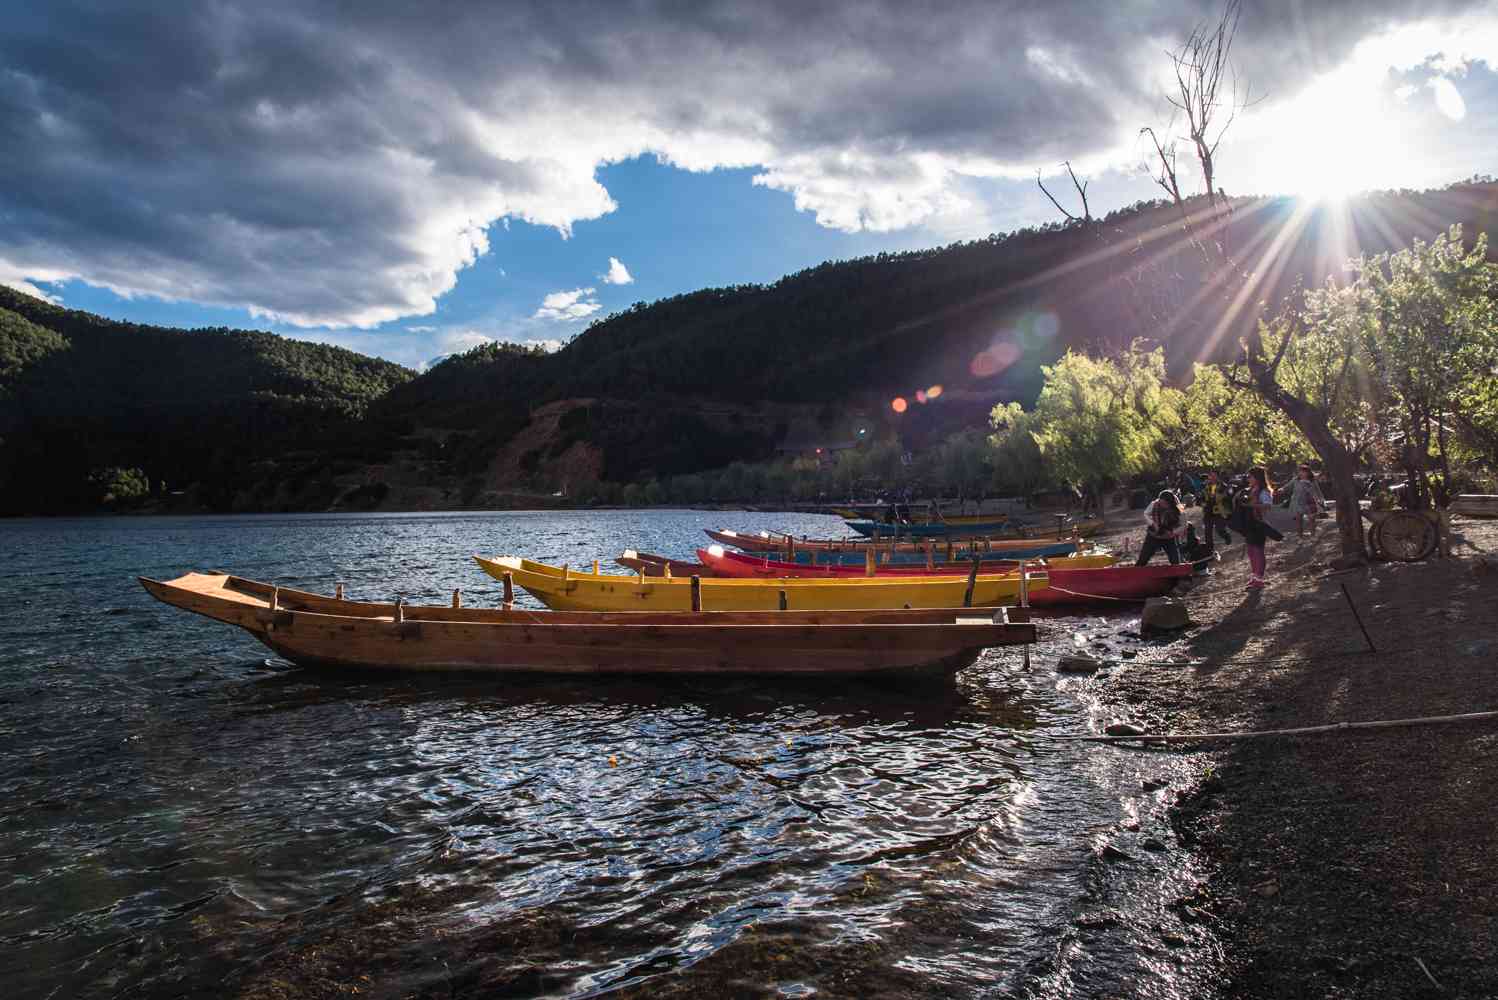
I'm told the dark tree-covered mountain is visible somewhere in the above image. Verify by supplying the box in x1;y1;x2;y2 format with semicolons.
0;286;411;514
3;181;1496;513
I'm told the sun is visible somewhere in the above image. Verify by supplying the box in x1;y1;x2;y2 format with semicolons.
1251;64;1423;203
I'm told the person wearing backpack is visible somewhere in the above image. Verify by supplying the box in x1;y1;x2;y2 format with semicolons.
1199;469;1234;554
1233;466;1280;588
1136;490;1185;566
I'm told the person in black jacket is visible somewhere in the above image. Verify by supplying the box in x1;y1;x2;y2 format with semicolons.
1136;490;1185;566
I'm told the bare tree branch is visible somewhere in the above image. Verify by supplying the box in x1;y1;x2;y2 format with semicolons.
1036;161;1092;223
1166;0;1251;209
1140;126;1183;206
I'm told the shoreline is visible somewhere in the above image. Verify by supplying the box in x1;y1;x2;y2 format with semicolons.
1066;508;1498;997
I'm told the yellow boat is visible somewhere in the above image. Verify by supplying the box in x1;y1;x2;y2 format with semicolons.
475;556;1049;612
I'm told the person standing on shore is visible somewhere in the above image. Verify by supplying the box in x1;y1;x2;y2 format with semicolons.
1200;470;1233;555
1237;467;1276;588
1288;464;1326;539
1136;490;1185;566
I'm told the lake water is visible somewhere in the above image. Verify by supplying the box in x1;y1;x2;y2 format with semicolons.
0;511;1211;998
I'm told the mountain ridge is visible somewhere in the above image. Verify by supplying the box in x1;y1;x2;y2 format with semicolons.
3;180;1496;513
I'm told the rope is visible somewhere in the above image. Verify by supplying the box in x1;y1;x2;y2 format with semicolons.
1036;645;1372;668
1046;709;1498;744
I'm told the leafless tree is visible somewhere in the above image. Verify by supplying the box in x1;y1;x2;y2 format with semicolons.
1166;0;1252;210
1036;161;1091;224
1139;126;1183;207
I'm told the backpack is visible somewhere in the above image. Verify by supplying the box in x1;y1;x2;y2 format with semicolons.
1228;491;1253;534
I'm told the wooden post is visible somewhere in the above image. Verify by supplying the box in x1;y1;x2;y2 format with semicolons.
690;575;703;612
1020;561;1032;670
865;548;876;577
394;597;405;624
452;589;462;608
593;559;600;575
788;536;796;559
778;589;788;611
334;583;344;600
561;563;569;581
945;540;953;562
924;539;934;570
269;586;280;612
1440;510;1452;557
963;557;980;607
811;549;819;566
663;563;672;580
502;572;515;610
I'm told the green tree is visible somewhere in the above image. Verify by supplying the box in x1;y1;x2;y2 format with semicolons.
1354;226;1498;506
1177;363;1306;472
91;466;150;506
1026;343;1175;520
988;402;1048;497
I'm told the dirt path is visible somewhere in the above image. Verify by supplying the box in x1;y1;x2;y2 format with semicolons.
1074;507;1498;999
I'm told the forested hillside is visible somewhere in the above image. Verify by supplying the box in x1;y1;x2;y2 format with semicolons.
3;180;1495;514
0;287;412;513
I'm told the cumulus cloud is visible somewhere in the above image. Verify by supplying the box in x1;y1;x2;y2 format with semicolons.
533;287;602;321
601;257;634;285
0;0;1492;327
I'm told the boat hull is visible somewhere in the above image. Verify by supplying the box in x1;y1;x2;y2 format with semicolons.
705;529;1088;554
476;556;1047;612
141;573;1036;678
699;547;1116;578
1024;563;1192;605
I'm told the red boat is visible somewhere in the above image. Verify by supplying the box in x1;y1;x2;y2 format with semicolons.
697;547;1190;605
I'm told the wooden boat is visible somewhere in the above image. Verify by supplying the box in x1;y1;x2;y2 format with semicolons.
705;528;1087;555
141;572;1035;678
698;546;1117;578
615;550;717;577
845;518;1012;539
772;540;1084;565
1024;561;1191;605
1450;494;1498;519
475;556;1048;612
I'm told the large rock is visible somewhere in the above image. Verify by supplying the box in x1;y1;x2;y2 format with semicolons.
1141;596;1192;633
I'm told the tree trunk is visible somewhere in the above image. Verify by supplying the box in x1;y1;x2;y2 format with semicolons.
1281;397;1366;556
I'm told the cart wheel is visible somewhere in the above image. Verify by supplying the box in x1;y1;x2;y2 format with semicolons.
1376;511;1438;562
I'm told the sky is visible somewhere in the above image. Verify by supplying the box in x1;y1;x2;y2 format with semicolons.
3;0;1497;370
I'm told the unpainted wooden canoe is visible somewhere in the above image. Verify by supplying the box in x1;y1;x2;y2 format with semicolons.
477;555;1048;612
140;572;1034;677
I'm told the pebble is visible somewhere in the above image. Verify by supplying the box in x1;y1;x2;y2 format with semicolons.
1254;880;1280;898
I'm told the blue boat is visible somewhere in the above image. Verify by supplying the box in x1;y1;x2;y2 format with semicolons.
782;540;1078;566
845;519;1015;539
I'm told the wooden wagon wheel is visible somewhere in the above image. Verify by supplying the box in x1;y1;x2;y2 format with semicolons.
1374;510;1438;562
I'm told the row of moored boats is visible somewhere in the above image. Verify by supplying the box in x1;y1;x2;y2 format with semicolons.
143;517;1191;680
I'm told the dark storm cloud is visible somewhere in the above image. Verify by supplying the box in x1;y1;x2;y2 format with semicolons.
0;0;1485;325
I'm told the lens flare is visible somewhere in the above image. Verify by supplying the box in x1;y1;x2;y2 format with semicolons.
915;389;928;404
969;341;1021;378
926;384;943;399
891;397;908;413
